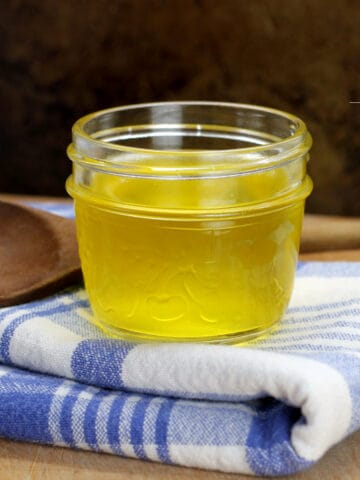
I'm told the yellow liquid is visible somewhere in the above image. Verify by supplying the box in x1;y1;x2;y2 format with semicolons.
72;171;306;342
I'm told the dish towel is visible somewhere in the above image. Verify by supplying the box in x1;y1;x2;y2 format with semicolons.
0;202;359;477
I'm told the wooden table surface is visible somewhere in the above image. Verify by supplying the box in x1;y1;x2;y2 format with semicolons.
0;194;359;479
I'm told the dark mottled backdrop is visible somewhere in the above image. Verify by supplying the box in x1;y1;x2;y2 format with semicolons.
1;0;359;214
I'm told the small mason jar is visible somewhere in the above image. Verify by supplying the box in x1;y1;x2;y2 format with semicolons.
66;101;312;343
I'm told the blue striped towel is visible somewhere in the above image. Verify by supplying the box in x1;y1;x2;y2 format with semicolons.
0;202;359;476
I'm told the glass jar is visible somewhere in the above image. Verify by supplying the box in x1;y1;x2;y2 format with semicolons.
66;101;312;343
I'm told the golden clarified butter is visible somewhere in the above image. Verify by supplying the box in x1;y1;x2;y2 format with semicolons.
67;102;312;343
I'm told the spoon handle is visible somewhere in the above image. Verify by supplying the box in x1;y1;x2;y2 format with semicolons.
301;214;360;253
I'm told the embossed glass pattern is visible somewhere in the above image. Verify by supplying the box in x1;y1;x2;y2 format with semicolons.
66;101;312;343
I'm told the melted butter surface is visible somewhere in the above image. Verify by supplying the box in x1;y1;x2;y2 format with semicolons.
74;171;304;340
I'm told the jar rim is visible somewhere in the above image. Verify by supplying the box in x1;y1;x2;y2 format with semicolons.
69;101;311;178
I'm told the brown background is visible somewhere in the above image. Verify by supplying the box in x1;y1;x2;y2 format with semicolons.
1;0;359;214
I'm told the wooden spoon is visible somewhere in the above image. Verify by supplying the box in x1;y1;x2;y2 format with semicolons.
0;200;82;307
301;214;360;253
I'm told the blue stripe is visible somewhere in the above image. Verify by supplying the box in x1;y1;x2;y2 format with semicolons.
0;390;54;444
83;392;103;450
26;202;75;219
296;262;360;277
262;343;359;353
0;291;85;322
130;397;151;459
59;384;84;447
0;297;87;324
107;394;127;455
0;297;61;322
288;297;360;314
71;340;135;389
0;300;88;363
263;331;360;345
155;399;175;464
246;401;311;475
274;319;360;337
284;307;360;326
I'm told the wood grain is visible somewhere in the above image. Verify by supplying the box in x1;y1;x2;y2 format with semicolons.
300;248;360;261
301;214;360;253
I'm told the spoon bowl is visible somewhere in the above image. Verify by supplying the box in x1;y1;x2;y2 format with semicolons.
0;200;82;307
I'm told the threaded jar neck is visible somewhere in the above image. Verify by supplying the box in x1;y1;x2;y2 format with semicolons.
67;102;312;218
